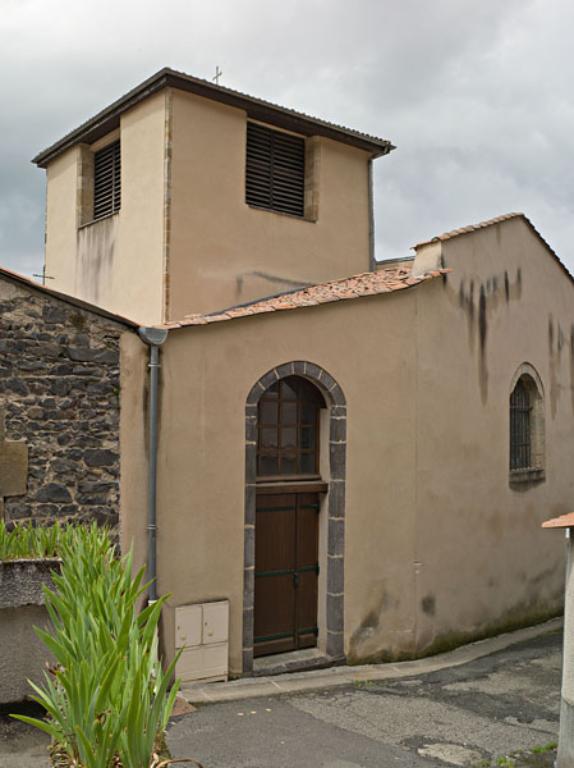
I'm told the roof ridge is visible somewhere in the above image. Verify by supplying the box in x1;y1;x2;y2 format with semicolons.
412;212;524;249
412;211;573;287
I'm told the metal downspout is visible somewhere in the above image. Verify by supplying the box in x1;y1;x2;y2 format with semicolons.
138;327;169;603
368;156;376;271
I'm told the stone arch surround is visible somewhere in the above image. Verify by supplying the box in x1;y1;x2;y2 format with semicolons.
243;361;347;675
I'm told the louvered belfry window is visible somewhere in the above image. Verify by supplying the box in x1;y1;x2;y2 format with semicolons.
246;123;305;217
93;140;121;221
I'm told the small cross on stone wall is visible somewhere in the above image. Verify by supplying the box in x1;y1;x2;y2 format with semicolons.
0;408;28;519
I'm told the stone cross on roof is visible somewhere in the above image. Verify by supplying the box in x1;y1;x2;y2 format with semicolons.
0;408;28;519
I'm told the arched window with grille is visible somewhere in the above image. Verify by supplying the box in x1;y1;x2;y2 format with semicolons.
509;366;545;484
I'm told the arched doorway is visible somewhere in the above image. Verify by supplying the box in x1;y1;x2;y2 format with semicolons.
243;361;347;673
254;376;326;656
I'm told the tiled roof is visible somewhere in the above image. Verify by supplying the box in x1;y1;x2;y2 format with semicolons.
542;512;574;529
413;212;573;286
33;68;394;168
0;265;137;327
413;212;524;248
162;265;447;330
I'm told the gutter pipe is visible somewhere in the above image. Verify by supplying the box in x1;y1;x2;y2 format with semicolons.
368;156;376;271
138;326;169;603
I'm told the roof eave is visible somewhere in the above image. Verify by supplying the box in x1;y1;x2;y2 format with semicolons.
0;265;139;328
32;68;394;168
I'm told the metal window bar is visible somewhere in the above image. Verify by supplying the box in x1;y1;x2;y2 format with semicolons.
510;379;531;469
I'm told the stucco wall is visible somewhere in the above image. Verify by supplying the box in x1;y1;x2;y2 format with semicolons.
120;219;571;675
168;90;373;319
118;331;149;574
44;87;375;324
411;217;573;655
45;93;167;325
122;291;418;675
45;148;79;299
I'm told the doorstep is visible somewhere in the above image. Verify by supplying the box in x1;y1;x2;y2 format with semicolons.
252;648;342;677
180;616;563;705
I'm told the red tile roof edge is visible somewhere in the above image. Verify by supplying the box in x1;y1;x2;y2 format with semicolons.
160;266;449;330
542;512;574;529
412;212;574;287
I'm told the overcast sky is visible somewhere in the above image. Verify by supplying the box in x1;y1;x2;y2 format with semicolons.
0;0;572;276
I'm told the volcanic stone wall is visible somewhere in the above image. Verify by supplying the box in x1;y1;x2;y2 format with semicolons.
0;276;133;526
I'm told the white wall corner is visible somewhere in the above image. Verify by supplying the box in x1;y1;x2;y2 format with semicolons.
412;241;443;277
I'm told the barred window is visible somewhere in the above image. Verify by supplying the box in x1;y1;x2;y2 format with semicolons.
510;379;531;470
93;140;121;221
509;367;545;483
246;123;305;217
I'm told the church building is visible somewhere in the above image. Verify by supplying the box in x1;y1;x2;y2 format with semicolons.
2;68;573;680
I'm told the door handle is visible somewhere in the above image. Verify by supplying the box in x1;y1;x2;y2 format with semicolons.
293;572;300;588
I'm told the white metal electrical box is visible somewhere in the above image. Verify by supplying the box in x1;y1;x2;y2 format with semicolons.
175;600;229;683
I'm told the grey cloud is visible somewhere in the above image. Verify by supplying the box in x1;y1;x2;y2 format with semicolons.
0;0;572;275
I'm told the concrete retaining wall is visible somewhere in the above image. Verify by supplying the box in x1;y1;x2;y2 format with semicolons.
0;559;60;704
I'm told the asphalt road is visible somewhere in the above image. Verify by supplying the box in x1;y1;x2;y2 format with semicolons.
167;631;562;768
0;629;562;768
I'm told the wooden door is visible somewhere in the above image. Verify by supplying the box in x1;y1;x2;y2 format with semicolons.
254;492;319;657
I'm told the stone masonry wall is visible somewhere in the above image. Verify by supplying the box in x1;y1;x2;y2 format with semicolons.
0;277;133;526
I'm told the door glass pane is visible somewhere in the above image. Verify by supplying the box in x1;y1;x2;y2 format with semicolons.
281;401;297;425
301;427;314;450
259;455;279;476
260;400;278;424
281;455;297;474
257;375;325;479
281;427;297;448
300;452;316;474
301;403;316;425
260;428;278;448
281;381;297;400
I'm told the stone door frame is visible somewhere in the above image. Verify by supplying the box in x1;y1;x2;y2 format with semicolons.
243;361;347;675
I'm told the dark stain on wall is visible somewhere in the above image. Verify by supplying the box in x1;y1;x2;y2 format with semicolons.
349;588;401;660
478;285;488;403
452;267;523;404
548;314;561;418
421;595;436;616
77;217;117;305
478;285;487;352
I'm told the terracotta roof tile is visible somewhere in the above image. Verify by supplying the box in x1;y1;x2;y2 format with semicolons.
413;212;525;248
542;512;574;529
162;265;447;330
412;212;573;287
